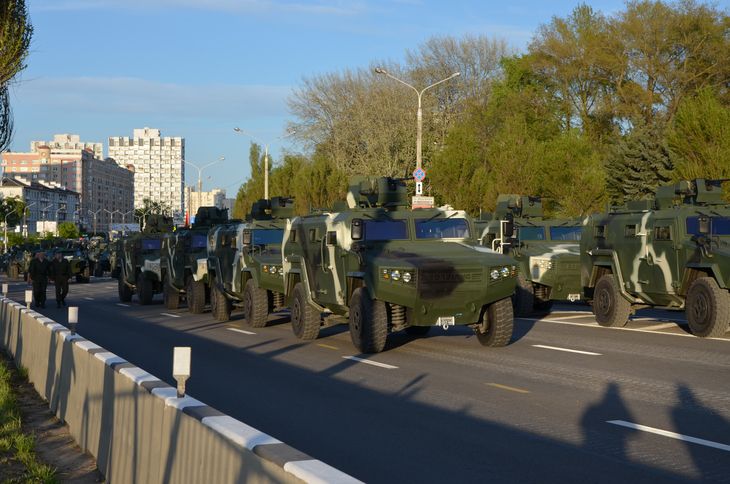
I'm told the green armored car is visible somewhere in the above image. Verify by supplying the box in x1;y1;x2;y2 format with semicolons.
117;214;174;304
282;176;518;353
161;206;228;312
581;179;730;337
475;195;582;315
207;197;293;326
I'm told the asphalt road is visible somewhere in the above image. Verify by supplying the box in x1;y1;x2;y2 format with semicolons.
4;276;730;483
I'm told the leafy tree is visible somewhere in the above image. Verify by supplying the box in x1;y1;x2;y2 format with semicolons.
57;221;80;239
232;143;267;219
0;195;25;227
134;197;171;229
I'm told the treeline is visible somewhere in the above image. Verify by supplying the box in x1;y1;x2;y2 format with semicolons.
234;0;730;219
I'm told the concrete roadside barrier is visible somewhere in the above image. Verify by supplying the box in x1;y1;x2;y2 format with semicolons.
0;297;361;484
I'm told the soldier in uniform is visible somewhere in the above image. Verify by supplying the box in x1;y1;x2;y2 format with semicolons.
50;251;72;308
27;251;50;308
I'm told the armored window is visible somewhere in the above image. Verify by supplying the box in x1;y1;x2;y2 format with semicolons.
290;230;297;243
416;218;470;239
550;226;581;241
654;226;672;241
517;226;546;241
624;225;637;237
594;225;605;238
253;229;284;245
363;220;408;241
309;228;317;242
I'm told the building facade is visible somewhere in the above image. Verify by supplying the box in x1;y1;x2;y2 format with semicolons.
185;187;226;219
30;133;103;160
108;128;185;222
0;177;81;234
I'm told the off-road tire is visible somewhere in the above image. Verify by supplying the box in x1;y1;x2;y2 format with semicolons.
475;297;513;347
291;283;320;340
82;266;91;283
349;288;388;353
243;280;269;328
137;274;154;305
118;277;133;302
686;277;730;338
512;274;534;317
211;278;232;322
94;264;103;278
186;278;206;314
163;275;180;310
404;325;431;336
593;274;631;327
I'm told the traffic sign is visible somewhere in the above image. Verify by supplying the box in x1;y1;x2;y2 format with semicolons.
416;181;423;195
413;168;426;182
412;196;435;209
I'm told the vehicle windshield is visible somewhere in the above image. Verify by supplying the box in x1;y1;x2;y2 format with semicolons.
363;220;408;241
686;216;730;236
252;229;284;245
415;218;470;239
550;226;581;241
518;226;546;241
191;234;207;249
141;239;161;250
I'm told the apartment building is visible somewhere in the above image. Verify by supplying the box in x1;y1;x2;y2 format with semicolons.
185;186;226;219
0;176;80;234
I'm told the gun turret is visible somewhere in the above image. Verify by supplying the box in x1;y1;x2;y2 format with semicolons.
142;214;174;234
346;176;408;210
494;195;544;220
248;196;295;221
192;206;229;229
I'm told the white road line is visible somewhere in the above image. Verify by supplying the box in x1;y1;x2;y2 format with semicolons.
638;322;680;331
105;286;116;289
160;312;181;318
342;356;398;369
607;420;730;452
84;297;94;300
116;303;129;307
521;318;730;341
550;314;594;321
532;344;602;356
227;328;256;335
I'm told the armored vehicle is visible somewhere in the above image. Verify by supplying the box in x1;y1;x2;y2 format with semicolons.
282;176;518;354
161;206;228;312
207;197;293;325
475;195;582;315
87;237;111;277
117;214;174;304
50;246;91;283
6;247;32;279
581;179;730;337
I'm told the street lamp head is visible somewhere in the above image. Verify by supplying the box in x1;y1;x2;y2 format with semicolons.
218;155;225;161
374;67;388;75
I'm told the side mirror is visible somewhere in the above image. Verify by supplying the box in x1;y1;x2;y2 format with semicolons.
351;219;363;241
698;216;710;235
242;230;252;245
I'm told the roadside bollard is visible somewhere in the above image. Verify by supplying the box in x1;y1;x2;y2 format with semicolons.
173;347;191;398
25;289;32;309
2;283;8;298
68;306;79;335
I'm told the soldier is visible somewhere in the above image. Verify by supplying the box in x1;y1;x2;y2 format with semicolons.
27;251;50;309
50;251;72;308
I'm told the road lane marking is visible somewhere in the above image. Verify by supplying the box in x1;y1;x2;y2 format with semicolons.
532;344;602;356
105;286;116;289
486;383;530;394
638;322;681;331
342;356;398;369
116;303;129;307
160;312;181;318
84;297;94;300
227;328;256;335
317;343;338;350
607;420;730;452
551;314;594;320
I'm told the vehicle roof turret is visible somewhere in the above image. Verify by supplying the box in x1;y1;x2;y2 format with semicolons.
493;195;543;220
248;196;295;221
192;206;228;229
345;176;408;211
142;214;174;234
613;178;729;213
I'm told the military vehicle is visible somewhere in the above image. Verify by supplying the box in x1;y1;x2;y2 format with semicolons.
117;214;174;304
581;179;730;337
207;197;293;325
475;195;582;315
161;206;228;312
6;247;32;279
50;246;91;283
87;237;111;277
282;176;518;354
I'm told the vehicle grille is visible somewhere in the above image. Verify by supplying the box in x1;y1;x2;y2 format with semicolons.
417;266;482;299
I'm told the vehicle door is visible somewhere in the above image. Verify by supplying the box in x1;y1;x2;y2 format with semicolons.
638;218;680;300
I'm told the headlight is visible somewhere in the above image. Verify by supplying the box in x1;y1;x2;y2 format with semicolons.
278;267;284;276
263;265;269;273
501;266;510;278
382;269;390;280
490;269;500;280
533;258;553;270
403;272;412;283
391;270;401;281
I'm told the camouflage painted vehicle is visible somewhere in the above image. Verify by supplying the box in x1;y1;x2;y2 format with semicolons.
207;197;293;325
87;237;111;277
475;195;582;315
282;176;518;354
109;239;123;279
160;206;228;312
6;247;32;279
50;246;91;283
117;214;174;305
581;179;730;338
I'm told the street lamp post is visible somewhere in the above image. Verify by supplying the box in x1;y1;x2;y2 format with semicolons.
374;67;460;195
4;207;20;254
184;156;224;221
88;209;102;235
54;207;65;236
22;202;37;237
233;128;295;200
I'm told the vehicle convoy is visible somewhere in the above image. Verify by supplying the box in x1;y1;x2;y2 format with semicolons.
161;206;228;312
581;178;730;337
475;195;583;315
117;214;174;304
207;197;293;325
87;237;111;277
282;176;519;353
50;245;91;283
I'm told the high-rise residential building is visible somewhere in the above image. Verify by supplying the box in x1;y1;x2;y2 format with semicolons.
1;134;134;233
108;128;185;221
185;186;226;219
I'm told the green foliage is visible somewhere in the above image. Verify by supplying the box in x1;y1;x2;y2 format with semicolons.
134;197;171;228
0;195;25;227
57;222;79;239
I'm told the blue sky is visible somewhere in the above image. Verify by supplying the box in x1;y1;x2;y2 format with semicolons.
8;0;636;194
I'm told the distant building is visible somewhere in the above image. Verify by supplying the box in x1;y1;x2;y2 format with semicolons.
185;186;226;219
108;128;185;222
222;198;236;213
1;134;135;232
0;176;80;234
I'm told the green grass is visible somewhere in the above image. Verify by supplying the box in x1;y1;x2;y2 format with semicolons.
0;355;57;484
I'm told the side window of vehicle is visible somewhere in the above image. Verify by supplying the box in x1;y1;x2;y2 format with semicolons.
290;229;297;243
595;225;605;238
654;225;672;241
309;228;317;243
624;224;637;237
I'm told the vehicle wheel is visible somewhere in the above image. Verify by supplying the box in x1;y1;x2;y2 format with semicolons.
118;277;132;302
163;275;180;310
137;274;154;305
211;278;231;322
475;297;514;347
82;266;91;282
348;287;388;353
404;325;431;336
243;280;269;328
186;278;206;314
512;274;534;317
291;283;320;340
592;274;631;327
75;274;83;283
94;264;103;277
686;277;730;338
